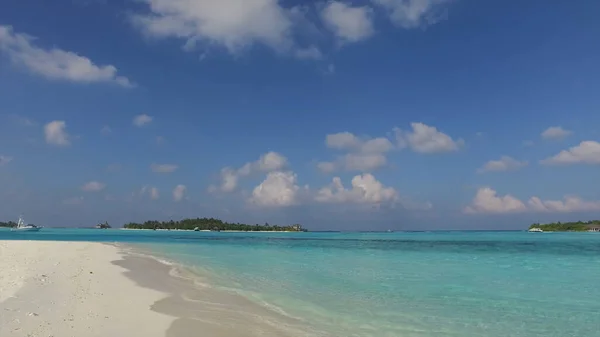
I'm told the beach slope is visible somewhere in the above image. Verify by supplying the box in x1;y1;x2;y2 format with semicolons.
0;240;174;336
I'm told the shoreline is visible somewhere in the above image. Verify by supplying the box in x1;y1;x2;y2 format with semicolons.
119;228;299;232
0;240;322;337
119;244;322;337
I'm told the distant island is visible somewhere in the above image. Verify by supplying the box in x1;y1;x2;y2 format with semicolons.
529;220;600;232
123;217;306;232
0;221;39;228
0;221;17;228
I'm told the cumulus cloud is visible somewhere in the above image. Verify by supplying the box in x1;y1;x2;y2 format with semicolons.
248;171;303;207
465;187;600;214
463;187;527;214
477;156;528;173
0;155;13;166
394;122;463;153
131;0;300;56
81;181;106;192
528;196;600;213
318;132;394;172
0;25;133;87
372;0;450;29
151;163;179;173
211;151;288;192
541;141;600;165
133;114;153;127
44;120;70;146
173;184;186;202
315;173;398;205
321;1;374;44
130;0;456;59
541;126;571;140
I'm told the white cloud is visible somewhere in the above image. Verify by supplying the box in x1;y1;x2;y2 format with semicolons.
212;151;288;192
133;114;153;127
320;132;394;172
131;0;301;56
326;132;394;153
477;156;528;173
321;2;374;43
541;126;571;140
44;120;70;146
325;131;361;150
0;25;133;87
248;171;302;207
81;181;106;192
0;155;13;166
465;187;600;214
315;173;398;205
463;187;527;214
173;184;186;202
151;163;179;173
541;141;600;165
395;122;463;153
372;0;450;29
528;196;600;213
150;187;160;200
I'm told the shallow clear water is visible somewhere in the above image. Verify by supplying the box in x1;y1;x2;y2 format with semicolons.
2;228;599;337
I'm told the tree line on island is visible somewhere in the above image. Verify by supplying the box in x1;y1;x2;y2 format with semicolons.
2;218;305;231
0;221;18;228
123;217;306;232
529;220;600;232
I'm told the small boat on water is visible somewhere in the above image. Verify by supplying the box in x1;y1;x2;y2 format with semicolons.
528;227;543;233
11;215;41;232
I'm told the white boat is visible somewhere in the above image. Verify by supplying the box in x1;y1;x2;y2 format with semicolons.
528;227;543;233
11;215;41;232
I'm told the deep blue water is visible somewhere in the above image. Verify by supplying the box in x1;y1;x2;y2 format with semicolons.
2;228;599;337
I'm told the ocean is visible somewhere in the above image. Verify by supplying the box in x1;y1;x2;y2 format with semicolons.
2;228;599;337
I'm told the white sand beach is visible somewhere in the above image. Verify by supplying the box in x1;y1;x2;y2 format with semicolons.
0;241;174;336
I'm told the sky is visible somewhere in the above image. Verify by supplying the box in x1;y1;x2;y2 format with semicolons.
1;0;599;230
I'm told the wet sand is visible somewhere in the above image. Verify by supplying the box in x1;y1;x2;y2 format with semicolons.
116;247;321;337
0;240;320;337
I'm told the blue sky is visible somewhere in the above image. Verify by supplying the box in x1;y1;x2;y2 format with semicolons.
1;0;600;230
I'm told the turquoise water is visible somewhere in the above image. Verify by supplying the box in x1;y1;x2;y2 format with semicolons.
2;228;600;336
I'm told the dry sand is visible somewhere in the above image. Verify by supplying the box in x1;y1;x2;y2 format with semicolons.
0;240;174;336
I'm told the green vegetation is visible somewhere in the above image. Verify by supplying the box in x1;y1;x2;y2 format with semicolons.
529;220;600;232
0;221;17;228
123;217;306;232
